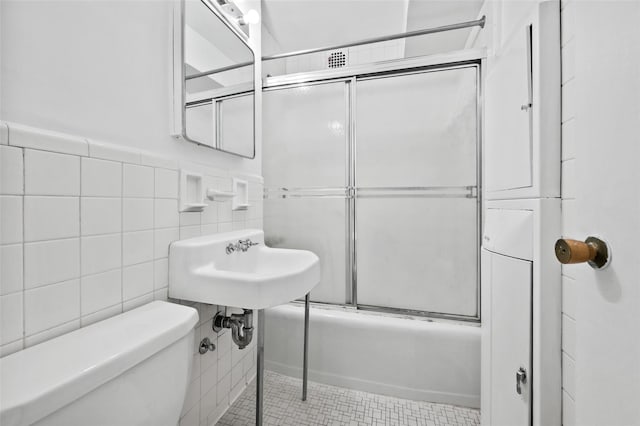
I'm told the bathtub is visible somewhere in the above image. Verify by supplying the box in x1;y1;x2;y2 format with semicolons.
264;304;481;408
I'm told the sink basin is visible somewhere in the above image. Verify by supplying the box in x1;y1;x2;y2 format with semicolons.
169;229;320;309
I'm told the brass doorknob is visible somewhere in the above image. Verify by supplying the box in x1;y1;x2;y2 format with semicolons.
554;237;610;269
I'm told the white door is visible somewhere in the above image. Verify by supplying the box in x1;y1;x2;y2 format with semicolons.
561;3;640;425
482;249;532;426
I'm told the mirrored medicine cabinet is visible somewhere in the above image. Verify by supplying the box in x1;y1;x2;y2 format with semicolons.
177;0;256;158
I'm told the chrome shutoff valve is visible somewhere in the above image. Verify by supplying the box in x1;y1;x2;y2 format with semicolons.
199;337;216;354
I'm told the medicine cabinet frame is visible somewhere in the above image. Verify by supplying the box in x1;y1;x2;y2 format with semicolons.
171;0;257;159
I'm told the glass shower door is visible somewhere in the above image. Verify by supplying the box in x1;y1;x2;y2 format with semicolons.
263;81;350;304
355;67;479;317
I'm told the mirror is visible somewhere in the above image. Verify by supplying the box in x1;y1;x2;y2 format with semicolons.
182;0;255;158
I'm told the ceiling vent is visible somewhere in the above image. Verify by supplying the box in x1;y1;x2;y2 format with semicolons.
327;51;347;69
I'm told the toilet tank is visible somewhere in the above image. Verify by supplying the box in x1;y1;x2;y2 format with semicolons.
0;301;199;426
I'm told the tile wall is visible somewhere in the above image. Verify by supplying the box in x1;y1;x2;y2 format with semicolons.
0;121;262;426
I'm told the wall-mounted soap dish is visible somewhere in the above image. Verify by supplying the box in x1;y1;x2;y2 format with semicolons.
206;188;236;202
232;178;250;211
180;170;207;212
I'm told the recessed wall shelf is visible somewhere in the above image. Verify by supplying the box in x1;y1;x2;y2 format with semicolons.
232;178;250;211
180;170;207;212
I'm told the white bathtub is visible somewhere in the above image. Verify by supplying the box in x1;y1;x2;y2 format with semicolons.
264;304;481;408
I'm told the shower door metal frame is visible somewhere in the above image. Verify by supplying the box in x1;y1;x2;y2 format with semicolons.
263;53;484;322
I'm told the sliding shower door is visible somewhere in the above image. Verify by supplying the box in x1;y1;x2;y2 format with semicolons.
263;81;349;304
263;63;480;318
355;67;479;317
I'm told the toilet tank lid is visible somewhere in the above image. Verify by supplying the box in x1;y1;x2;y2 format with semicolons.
0;301;198;426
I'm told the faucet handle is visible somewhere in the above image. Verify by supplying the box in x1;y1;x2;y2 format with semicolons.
239;239;259;249
227;239;259;254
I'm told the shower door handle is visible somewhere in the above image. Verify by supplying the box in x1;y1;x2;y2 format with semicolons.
516;367;527;395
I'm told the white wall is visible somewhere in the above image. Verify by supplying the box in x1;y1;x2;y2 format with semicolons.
560;2;640;425
0;0;261;176
0;1;264;424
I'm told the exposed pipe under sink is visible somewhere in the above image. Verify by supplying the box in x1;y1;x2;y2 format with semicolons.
213;309;254;349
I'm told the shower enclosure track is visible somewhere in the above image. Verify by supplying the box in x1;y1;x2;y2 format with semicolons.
185;16;486;80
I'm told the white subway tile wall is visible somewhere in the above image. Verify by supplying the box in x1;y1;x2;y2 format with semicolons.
1;292;23;345
24;278;81;336
122;261;154;300
82;234;122;275
0;145;24;195
155;168;179;199
0;244;23;295
81;197;122;235
24;149;80;196
123;164;154;198
80;269;122;315
1;195;23;244
81;157;122;197
122;198;154;231
123;230;154;266
23;196;79;241
0;122;262;425
560;2;577;425
24;238;80;289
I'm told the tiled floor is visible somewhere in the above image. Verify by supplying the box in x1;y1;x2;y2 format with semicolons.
217;371;480;426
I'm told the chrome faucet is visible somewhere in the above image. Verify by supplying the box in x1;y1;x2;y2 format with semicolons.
239;239;259;251
225;238;259;254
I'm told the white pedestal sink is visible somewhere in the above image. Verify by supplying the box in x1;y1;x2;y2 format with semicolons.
168;229;320;426
168;229;320;309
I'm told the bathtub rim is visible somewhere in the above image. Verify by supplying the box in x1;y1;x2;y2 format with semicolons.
286;299;481;328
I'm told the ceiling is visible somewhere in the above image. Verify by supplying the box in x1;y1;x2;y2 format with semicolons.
261;0;484;57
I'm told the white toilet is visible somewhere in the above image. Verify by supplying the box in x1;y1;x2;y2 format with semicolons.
0;301;198;426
